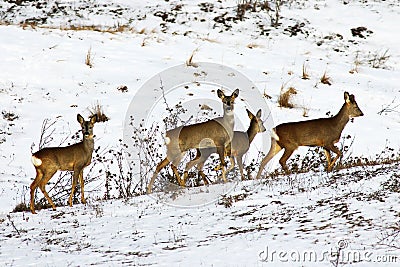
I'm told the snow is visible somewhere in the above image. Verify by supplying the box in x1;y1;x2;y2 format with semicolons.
1;0;400;266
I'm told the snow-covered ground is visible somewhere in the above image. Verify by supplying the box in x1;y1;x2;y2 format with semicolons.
1;0;399;266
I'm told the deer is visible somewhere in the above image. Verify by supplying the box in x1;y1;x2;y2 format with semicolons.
30;114;97;214
147;89;239;194
184;109;266;183
256;91;363;179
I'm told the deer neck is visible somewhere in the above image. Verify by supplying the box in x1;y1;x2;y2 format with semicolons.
332;104;350;133
82;136;95;153
246;121;258;144
222;108;235;134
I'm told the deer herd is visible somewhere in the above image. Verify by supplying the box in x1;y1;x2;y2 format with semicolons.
29;89;364;213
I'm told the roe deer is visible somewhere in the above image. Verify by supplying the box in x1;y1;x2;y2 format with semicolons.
147;89;239;193
184;109;266;182
256;92;363;179
30;114;97;214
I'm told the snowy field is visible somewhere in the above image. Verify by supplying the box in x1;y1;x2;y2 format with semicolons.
1;0;400;266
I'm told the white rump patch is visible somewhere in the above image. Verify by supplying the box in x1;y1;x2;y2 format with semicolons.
270;129;280;141
31;156;42;166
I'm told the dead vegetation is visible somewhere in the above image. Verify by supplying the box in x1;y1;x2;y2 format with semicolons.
85;47;94;68
320;70;332;85
186;48;199;67
301;62;310;80
88;102;109;123
278;86;297;108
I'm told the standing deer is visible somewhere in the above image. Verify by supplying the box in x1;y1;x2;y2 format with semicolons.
30;114;97;214
147;89;239;193
184;109;266;182
256;92;363;179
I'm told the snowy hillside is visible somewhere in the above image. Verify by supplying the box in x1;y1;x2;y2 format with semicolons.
1;0;400;266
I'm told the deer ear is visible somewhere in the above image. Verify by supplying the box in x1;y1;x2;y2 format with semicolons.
217;89;224;99
77;114;85;124
90;114;97;124
246;109;254;119
256;109;262;118
344;92;350;103
232;88;239;98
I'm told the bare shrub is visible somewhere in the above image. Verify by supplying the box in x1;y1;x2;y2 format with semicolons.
236;1;256;21
377;98;400;115
267;0;283;27
368;49;390;69
2;110;19;121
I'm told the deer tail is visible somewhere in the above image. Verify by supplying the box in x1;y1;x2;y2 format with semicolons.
31;155;42;167
270;129;280;141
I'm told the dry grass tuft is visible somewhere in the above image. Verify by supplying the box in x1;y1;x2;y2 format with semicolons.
247;43;264;49
89;102;109;122
186;48;199;67
302;106;310;117
85;47;94;68
349;51;361;74
301;62;310;80
278;86;297;108
320;71;332;85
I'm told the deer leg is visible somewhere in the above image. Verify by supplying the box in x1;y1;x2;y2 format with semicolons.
38;169;58;211
236;156;246;180
147;157;170;194
256;138;282;179
197;160;209;185
78;170;86;204
30;169;44;214
170;153;186;186
226;156;236;173
279;147;295;174
217;146;227;183
326;145;342;172
171;164;185;186
183;149;209;184
323;148;332;170
69;170;80;207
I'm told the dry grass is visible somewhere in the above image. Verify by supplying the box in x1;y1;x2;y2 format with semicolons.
302;106;310;117
85;47;94;68
301;63;310;80
263;89;272;99
278;86;297;108
247;43;264;49
320;71;332;85
7;21;143;34
349;51;361;74
201;36;220;43
88;102;109;123
141;36;150;47
186;48;199;67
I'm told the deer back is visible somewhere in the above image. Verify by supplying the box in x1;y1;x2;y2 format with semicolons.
167;119;230;152
33;140;94;171
275;92;363;148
